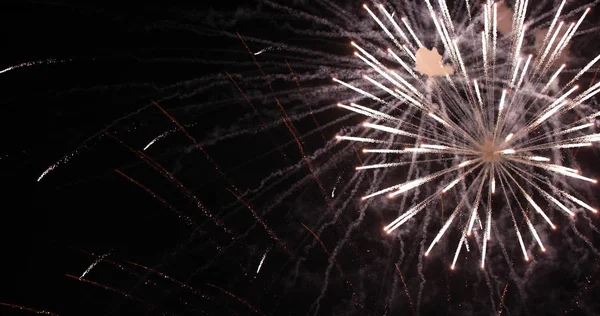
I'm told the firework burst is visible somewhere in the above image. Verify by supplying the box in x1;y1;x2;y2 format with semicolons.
335;0;599;269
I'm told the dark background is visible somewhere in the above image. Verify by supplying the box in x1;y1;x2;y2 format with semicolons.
2;0;600;315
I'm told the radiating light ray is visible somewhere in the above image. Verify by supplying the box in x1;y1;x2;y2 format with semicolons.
473;79;484;111
525;156;550;162
504;162;575;217
467;173;486;236
516;228;529;261
384;207;420;233
572;84;600;107
388;48;420;79
363;122;417;138
333;78;385;103
431;12;458;67
350;103;398;120
356;162;412;170
539;0;566;56
443;178;462;193
542;23;575;73
541;63;566;93
546;8;590;71
437;0;454;34
451;231;466;269
498;166;547;252
428;168;488;256
363;160;480;200
537;21;565;69
351;42;386;69
362;74;403;100
515;54;532;89
553;123;593;138
336;135;397;144
562;192;598;214
512;25;526;76
510;57;522;88
425;210;457;256
497;168;530;261
420;144;449;150
355;51;419;100
387;161;480;198
512;159;597;184
336;103;393;122
464;0;471;21
541;9;573;69
378;4;411;46
401;17;424;48
363;4;403;51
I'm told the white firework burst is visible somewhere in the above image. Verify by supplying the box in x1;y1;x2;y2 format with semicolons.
335;0;600;269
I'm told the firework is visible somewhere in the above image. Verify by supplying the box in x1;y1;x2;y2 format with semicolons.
335;0;599;269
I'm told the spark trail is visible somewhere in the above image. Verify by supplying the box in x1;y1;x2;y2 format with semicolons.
206;283;266;316
65;274;157;311
80;252;110;279
106;132;231;234
256;248;269;274
0;302;59;316
227;188;296;259
0;58;70;74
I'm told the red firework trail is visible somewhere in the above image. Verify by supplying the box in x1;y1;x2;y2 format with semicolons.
105;132;231;234
150;100;240;193
394;263;416;316
114;169;215;238
236;32;275;93
497;283;509;316
114;169;189;222
206;283;266;316
281;116;333;210
301;223;365;311
235;33;301;140
225;71;290;160
137;149;232;235
0;302;59;315
225;71;262;116
227;188;296;260
65;274;157;311
301;224;331;258
285;59;327;143
123;260;214;301
236;32;332;210
72;249;206;311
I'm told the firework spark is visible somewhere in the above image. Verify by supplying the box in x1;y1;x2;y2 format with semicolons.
336;1;599;268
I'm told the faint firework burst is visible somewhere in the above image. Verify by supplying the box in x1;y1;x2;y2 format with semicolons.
335;0;600;269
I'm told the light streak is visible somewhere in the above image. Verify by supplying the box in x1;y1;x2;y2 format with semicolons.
256;250;268;274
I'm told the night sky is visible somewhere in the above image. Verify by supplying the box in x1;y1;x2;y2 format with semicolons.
3;0;600;315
